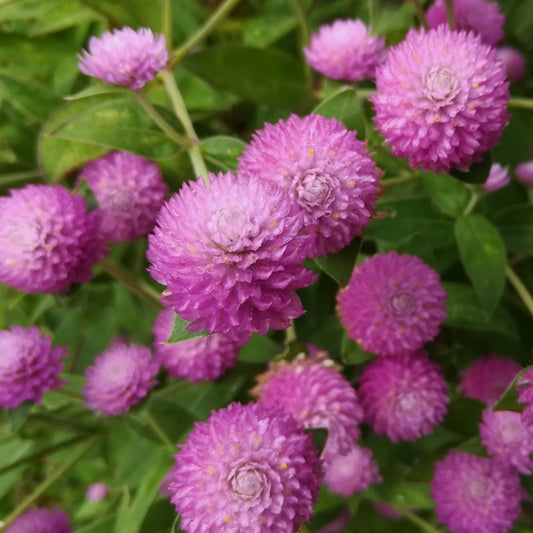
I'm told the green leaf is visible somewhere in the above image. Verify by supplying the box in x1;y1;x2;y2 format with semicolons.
314;237;362;286
454;215;506;313
166;312;208;344
493;205;533;253
304;427;328;456
492;365;532;413
444;397;484;437
341;335;376;365
7;401;33;431
243;16;297;48
239;334;281;363
82;0;163;31
28;0;100;36
422;171;471;217
201;135;246;172
451;151;492;184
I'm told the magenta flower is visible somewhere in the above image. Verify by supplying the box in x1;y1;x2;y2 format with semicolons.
484;163;510;192
337;252;446;356
431;451;522;533
238;114;379;257
80;152;168;243
83;340;158;416
358;350;449;442
79;27;168;89
516;161;533;186
517;369;533;423
372;26;509;173
86;482;108;502
153;309;240;383
169;402;321;533
6;508;72;533
148;172;315;343
0;326;67;409
304;19;385;82
0;185;107;294
496;47;526;83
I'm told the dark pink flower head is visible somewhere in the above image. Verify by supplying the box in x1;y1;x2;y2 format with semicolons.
458;354;521;404
358;350;449;442
238;114;379;257
338;252;446;356
430;451;522;533
484;163;510;192
153;309;240;383
147;172;316;343
304;19;385;82
6;508;72;533
169;402;321;533
496;47;526;83
0;185;107;294
83;339;158;416
372;26;509;173
80;152;168;243
0;326;67;409
79;27;168;89
516;161;533;186
86;482;108;502
517;368;533;423
426;0;505;46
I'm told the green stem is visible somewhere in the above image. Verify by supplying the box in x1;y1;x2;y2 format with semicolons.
357;88;375;99
285;322;297;344
508;97;533;110
445;0;455;30
299;526;311;533
291;0;311;89
146;412;175;454
163;0;172;50
411;0;429;30
463;188;479;215
506;265;533;319
0;169;43;187
387;503;442;533
381;174;420;188
28;413;100;434
54;388;84;402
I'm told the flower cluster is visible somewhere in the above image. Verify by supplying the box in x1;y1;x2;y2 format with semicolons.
6;508;72;533
484;163;509;192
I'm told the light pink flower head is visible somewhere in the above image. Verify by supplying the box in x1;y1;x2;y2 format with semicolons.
6;508;72;533
515;161;533;186
496;46;526;83
517;368;533;423
86;482;108;502
484;163;510;192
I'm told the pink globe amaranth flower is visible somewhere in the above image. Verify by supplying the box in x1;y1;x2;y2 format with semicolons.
86;482;108;502
0;326;67;409
80;152;168;243
358;350;449;442
484;163;510;192
169;402;321;533
0;185;107;294
430;451;522;533
6;508;72;533
147;172;316;343
426;0;505;46
515;161;533;186
458;354;522;404
79;27;168;89
153;308;240;383
304;19;385;82
238;114;379;257
496;46;526;82
83;339;158;416
337;252;447;356
372;26;510;173
517;368;533;423
480;408;533;474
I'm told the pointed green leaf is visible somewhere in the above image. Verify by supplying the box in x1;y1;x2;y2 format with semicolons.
304;427;328;456
314;237;362;286
451;151;492;184
422;171;470;217
493;365;532;413
165;312;208;345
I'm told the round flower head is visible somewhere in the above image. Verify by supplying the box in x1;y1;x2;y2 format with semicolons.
0;326;67;409
238;114;379;257
86;482;108;502
83;340;158;416
496;47;526;83
0;185;107;294
79;27;168;89
516;161;533;186
169;402;321;533
6;508;72;533
338;252;446;356
372;26;510;173
358;350;449;442
304;19;385;82
153;308;240;383
148;172;316;343
517;369;533;423
426;0;505;46
80;152;168;243
480;408;533;474
458;354;521;404
430;451;522;533
484;163;509;192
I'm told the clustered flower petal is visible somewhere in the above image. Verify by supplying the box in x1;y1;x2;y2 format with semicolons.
358;350;449;442
0;326;67;409
83;340;158;416
169;402;321;533
496;47;526;83
238;114;379;257
153;308;240;383
372;26;510;173
338;252;447;356
79;27;168;89
484;163;510;192
517;369;533;423
516;161;533;186
148;172;316;343
430;451;522;533
6;508;72;533
304;19;385;82
80;151;168;243
0;185;107;294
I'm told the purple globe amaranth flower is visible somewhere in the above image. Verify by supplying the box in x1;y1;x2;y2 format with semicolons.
79;27;168;89
6;508;72;533
372;26;510;173
0;326;67;409
426;0;505;46
86;482;108;502
515;161;533;186
169;402;321;533
458;354;521;404
147;172;316;343
358;350;449;442
238;114;379;257
484;163;510;192
517;368;533;423
480;408;533;474
153;308;240;383
496;47;526;83
337;252;447;356
304;19;385;82
83;339;158;416
80;152;168;243
430;451;522;533
0;185;107;294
